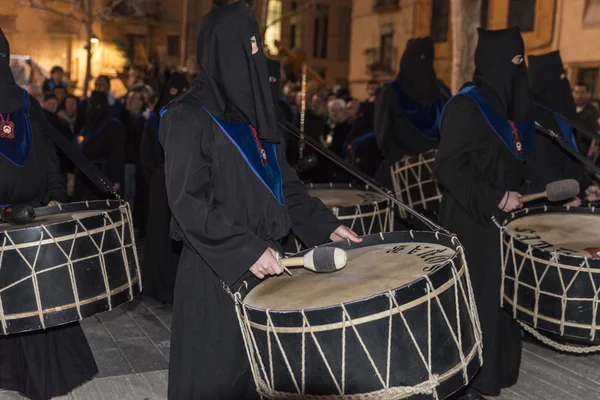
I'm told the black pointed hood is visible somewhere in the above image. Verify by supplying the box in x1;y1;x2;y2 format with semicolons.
397;37;440;105
528;51;577;120
473;27;532;122
155;72;189;114
0;28;24;113
194;1;279;142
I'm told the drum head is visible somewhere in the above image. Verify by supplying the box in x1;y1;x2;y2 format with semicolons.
0;210;107;232
245;240;456;311
505;211;600;257
305;184;388;208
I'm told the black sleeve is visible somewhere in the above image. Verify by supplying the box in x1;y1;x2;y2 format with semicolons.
522;133;565;194
434;97;506;225
105;121;126;189
161;104;268;286
275;137;340;247
140;119;161;184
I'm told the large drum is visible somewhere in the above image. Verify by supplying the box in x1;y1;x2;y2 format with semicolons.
501;206;600;340
0;200;141;335
287;183;394;252
391;150;442;215
234;231;482;399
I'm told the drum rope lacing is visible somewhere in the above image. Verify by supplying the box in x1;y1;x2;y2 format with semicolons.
391;152;442;214
294;196;394;253
0;203;140;334
498;215;600;354
234;241;483;399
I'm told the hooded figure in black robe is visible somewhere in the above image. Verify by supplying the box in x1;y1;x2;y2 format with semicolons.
159;3;353;399
73;91;125;201
374;37;450;188
0;28;97;400
139;73;188;304
525;51;599;204
435;27;535;399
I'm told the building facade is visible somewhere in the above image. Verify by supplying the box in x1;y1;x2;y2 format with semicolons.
349;0;600;99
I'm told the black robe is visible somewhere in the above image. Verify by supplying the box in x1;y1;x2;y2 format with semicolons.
374;83;440;188
0;96;97;400
127;115;149;237
161;89;340;400
524;105;592;196
139;113;181;304
434;95;522;396
346;101;381;177
73;119;125;201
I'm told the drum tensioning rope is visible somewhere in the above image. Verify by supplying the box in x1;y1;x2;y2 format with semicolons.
278;121;447;234
495;209;600;354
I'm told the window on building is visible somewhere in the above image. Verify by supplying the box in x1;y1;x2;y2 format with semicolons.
290;24;297;49
379;30;394;72
584;0;600;26
578;68;599;97
167;35;180;57
508;0;536;32
480;0;490;29
338;7;352;62
430;0;450;43
313;4;329;59
264;0;282;55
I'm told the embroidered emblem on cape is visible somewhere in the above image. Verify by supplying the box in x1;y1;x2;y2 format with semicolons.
204;108;284;206
0;89;33;167
451;85;535;161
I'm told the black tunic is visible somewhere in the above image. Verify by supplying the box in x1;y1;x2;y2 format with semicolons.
73;119;125;201
139;114;181;304
0;96;97;400
162;90;340;400
434;95;522;396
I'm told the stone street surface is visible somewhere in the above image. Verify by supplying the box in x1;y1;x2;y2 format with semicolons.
2;296;600;399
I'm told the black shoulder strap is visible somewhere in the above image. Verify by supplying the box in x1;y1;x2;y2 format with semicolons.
29;105;116;197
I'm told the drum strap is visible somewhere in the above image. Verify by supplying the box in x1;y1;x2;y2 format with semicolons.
29;105;116;196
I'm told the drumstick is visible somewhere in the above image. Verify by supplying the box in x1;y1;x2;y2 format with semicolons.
520;179;580;203
279;247;348;273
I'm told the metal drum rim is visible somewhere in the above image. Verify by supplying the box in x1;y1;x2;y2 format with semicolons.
236;231;465;322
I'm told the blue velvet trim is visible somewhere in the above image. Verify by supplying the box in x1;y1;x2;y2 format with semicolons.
204;108;284;206
452;85;535;161
537;104;578;151
386;80;446;140
0;89;33;167
73;118;121;151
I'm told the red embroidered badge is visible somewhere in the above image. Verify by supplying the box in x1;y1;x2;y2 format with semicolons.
508;121;522;155
0;114;15;139
250;125;268;165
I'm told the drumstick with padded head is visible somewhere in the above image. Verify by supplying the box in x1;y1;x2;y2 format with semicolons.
520;179;580;203
279;247;348;273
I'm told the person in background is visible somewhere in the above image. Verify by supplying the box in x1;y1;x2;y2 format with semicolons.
127;65;146;89
73;91;125;200
572;82;600;157
76;75;125;133
42;93;59;115
345;98;360;124
28;84;44;104
346;81;382;177
323;99;352;157
42;66;67;94
58;94;79;136
374;37;450;189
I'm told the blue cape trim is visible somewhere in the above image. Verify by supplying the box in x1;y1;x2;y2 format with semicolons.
0;89;33;167
536;104;578;151
204;108;284;206
451;85;535;161
386;80;446;140
74;118;121;151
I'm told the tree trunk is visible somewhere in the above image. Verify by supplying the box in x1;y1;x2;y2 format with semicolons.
450;0;482;93
82;0;94;97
